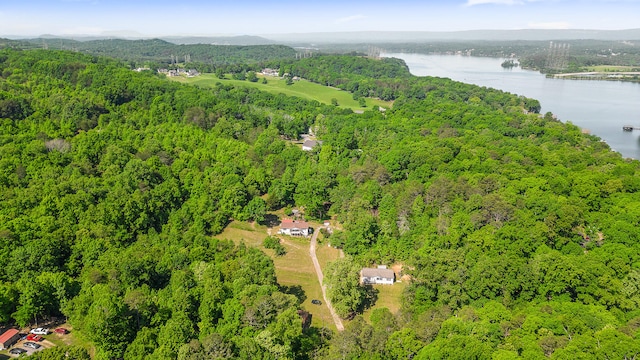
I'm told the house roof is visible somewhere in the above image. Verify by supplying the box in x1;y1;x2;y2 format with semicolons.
0;329;19;343
361;268;395;279
302;139;319;148
280;219;310;229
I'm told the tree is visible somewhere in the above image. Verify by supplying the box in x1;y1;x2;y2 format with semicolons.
324;256;366;318
156;311;196;356
386;328;424;360
242;197;267;223
0;283;17;324
30;346;91;360
247;71;258;83
263;236;286;256
81;285;134;359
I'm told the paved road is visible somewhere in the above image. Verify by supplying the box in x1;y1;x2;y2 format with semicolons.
309;228;344;331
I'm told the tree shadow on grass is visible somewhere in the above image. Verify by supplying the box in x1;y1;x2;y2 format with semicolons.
280;284;307;304
359;285;379;313
264;214;280;228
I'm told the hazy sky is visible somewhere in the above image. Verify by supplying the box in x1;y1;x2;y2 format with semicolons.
1;0;639;37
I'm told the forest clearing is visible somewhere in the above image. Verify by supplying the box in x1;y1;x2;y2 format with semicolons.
170;73;393;111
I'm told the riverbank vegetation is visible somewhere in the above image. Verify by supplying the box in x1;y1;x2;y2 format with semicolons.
1;47;640;359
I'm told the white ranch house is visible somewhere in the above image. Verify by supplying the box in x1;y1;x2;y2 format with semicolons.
360;266;395;285
278;219;312;237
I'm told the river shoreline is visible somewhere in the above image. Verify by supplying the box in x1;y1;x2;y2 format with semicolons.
383;52;640;160
547;71;640;82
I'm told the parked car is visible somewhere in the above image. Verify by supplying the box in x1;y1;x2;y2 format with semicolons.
24;342;41;349
9;348;27;355
54;327;69;334
29;328;49;335
311;299;322;305
26;333;43;341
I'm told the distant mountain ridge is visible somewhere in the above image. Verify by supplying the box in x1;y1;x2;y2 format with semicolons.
3;34;277;46
4;29;640;45
261;29;640;43
162;35;276;45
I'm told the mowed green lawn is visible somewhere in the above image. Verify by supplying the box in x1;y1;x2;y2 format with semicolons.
216;219;405;329
584;65;639;72
171;74;393;111
362;281;407;322
217;219;342;331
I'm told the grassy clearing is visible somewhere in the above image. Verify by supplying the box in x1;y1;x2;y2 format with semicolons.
216;217;403;329
584;65;638;72
171;74;392;111
217;220;266;247
272;236;337;331
315;241;342;270
47;324;95;356
362;281;407;322
216;218;338;331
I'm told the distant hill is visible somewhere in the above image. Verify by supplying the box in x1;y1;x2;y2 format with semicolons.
5;29;640;46
161;35;276;45
263;29;640;44
4;34;276;46
13;38;296;66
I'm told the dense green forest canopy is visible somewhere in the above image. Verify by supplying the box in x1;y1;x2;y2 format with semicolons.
1;48;640;359
1;37;297;72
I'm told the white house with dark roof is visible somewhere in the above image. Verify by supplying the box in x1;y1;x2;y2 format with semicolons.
360;266;395;285
278;219;312;237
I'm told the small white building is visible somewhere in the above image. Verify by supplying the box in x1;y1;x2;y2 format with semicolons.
360;266;395;285
261;68;280;77
278;219;312;237
302;139;321;151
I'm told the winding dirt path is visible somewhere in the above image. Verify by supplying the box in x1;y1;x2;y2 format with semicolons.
309;228;344;331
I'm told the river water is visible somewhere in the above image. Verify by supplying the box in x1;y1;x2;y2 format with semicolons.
383;53;640;159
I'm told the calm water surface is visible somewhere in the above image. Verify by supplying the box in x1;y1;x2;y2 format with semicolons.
383;53;640;159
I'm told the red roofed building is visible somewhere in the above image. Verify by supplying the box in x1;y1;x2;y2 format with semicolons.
278;219;312;237
0;328;20;350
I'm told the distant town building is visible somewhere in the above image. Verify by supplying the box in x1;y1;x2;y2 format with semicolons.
157;68;199;77
261;68;280;77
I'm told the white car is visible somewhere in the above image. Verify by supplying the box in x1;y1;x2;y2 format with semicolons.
29;327;49;335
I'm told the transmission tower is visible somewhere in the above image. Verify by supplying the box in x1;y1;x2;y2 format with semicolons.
546;41;570;70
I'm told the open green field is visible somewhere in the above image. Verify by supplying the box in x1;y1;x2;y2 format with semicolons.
217;218;402;329
271;236;338;331
315;239;342;271
217;219;341;331
217;220;267;247
170;74;393;111
584;65;639;72
362;281;407;322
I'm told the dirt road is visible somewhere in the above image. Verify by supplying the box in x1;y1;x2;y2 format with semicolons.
309;228;344;331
